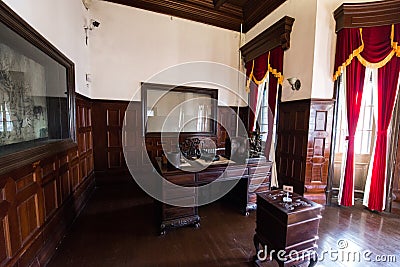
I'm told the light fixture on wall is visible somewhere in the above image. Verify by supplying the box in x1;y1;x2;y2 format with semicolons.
287;77;301;90
84;19;100;45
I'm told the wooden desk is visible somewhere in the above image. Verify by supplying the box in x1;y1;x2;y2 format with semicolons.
254;190;322;267
156;157;271;235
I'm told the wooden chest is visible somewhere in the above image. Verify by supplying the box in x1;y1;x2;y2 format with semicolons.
254;190;322;267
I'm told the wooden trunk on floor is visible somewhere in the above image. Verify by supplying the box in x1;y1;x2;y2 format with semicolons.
254;190;322;267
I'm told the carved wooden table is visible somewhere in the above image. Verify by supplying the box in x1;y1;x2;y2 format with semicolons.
254;190;322;267
156;157;271;235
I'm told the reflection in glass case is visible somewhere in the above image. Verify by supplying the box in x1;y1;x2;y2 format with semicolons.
0;11;70;152
142;83;218;135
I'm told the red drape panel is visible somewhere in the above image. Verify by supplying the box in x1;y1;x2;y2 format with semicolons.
265;47;284;158
334;28;366;206
368;56;400;212
341;58;366;206
246;53;269;132
361;25;393;62
335;23;400;209
268;47;284;116
334;28;363;80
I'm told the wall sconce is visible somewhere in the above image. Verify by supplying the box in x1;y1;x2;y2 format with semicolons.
84;19;100;45
287;77;301;90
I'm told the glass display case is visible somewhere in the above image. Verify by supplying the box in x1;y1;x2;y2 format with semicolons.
142;83;218;136
0;7;74;156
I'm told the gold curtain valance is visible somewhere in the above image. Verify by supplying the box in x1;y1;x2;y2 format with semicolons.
333;25;400;81
246;52;284;93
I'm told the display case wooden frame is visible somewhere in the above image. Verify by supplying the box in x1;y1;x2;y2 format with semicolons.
0;1;76;170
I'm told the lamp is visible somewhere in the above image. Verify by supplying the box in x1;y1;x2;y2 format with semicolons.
287;78;301;90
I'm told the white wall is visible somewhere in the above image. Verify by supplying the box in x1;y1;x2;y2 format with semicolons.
89;1;246;106
245;0;318;102
311;0;384;99
3;0;91;97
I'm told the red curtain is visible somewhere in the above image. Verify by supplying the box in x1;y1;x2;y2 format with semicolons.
334;23;400;210
246;49;284;133
265;47;284;158
246;53;268;132
368;56;400;211
361;25;393;62
334;28;366;206
268;47;284;116
341;58;366;206
334;28;363;80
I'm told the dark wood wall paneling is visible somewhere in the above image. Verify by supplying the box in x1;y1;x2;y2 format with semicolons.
0;94;95;267
276;99;334;202
92;100;130;183
90;99;249;183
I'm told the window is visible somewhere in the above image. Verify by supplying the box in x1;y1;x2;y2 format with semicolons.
335;68;375;155
257;81;277;143
0;102;13;133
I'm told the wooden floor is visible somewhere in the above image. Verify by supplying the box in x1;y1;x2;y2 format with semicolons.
48;177;400;267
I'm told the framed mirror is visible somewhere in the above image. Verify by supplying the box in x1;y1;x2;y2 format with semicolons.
142;83;218;136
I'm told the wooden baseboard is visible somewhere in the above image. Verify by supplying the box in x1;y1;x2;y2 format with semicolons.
304;192;326;205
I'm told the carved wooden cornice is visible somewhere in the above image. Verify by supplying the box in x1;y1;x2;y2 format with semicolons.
334;0;400;32
240;16;295;63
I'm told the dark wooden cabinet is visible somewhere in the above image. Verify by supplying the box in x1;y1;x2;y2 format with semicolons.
276;99;334;203
156;158;271;234
228;158;272;215
254;190;322;267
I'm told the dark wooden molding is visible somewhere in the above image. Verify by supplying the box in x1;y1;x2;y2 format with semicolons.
103;0;287;32
213;0;229;9
104;0;243;31
0;140;77;176
240;16;295;63
334;0;400;32
243;0;287;32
